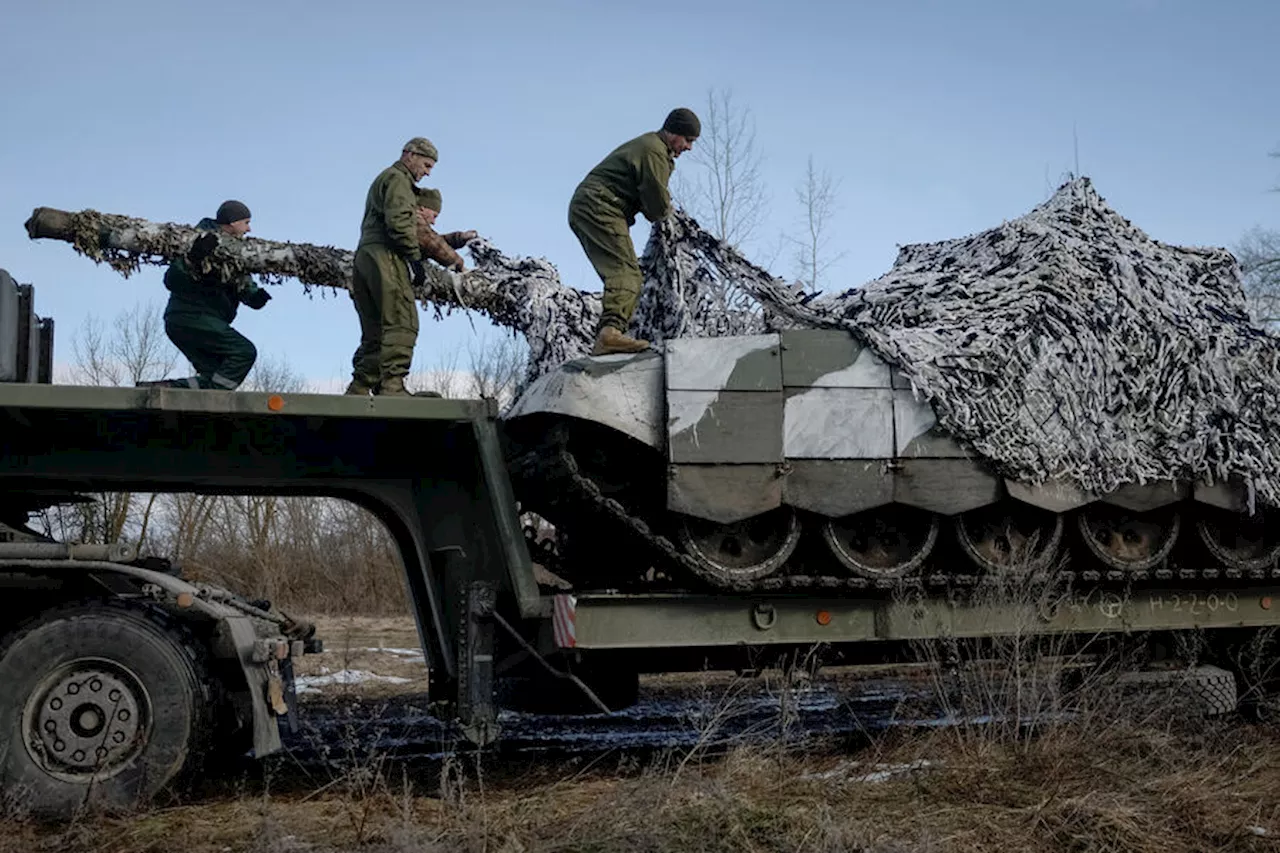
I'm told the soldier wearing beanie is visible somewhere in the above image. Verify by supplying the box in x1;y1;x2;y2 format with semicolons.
412;187;478;275
138;199;272;390
568;107;700;355
346;137;449;397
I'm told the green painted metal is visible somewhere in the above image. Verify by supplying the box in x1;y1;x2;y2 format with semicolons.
559;588;1280;650
0;382;494;420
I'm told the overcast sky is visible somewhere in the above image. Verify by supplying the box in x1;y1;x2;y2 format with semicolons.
2;0;1277;388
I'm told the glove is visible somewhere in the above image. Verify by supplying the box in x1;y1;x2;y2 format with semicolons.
242;289;272;310
188;231;219;264
410;259;427;288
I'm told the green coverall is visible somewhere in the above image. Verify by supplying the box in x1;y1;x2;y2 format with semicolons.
349;161;423;390
568;132;674;332
162;218;269;390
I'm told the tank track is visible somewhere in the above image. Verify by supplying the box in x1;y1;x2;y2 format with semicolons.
512;428;1280;596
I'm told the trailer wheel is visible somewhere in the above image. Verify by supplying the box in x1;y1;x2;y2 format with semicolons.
0;602;212;817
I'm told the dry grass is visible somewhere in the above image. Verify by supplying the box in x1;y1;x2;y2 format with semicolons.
2;719;1277;853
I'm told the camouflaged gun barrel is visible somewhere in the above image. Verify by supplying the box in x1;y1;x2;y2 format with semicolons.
24;206;603;382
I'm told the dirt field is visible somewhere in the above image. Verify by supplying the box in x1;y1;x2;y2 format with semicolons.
3;617;1279;853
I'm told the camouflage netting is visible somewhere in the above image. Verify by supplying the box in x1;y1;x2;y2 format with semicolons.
25;206;602;379
30;178;1280;506
636;178;1280;509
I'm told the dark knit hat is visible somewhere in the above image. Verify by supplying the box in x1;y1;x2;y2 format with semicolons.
662;107;701;139
215;199;251;225
417;188;442;213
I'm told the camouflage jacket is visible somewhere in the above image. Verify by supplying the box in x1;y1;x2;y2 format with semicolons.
417;225;471;270
357;161;422;261
574;131;674;225
163;218;267;323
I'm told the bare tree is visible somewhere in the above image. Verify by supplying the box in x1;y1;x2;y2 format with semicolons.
467;332;528;403
241;353;306;393
1239;226;1280;324
1237;148;1280;326
790;155;847;293
71;301;179;387
674;88;769;250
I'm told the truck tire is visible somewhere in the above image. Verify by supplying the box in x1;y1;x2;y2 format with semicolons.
0;602;212;817
1116;664;1238;718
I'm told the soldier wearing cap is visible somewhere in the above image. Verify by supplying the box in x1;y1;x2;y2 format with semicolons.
413;187;477;273
346;137;443;396
139;200;271;390
569;107;700;355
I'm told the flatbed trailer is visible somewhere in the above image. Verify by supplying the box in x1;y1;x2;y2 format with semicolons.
2;272;1279;815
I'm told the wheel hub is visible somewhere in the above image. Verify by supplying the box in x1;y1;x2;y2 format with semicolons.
1196;506;1280;570
822;506;940;579
957;503;1064;574
24;661;149;781
1077;504;1180;571
677;507;801;583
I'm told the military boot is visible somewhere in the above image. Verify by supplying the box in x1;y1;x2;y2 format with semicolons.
344;380;373;396
136;377;200;389
378;376;410;396
591;327;650;356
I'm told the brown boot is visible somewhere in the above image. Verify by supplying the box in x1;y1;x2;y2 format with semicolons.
344;380;373;396
591;326;650;356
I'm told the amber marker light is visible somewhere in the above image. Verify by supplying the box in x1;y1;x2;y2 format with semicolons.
1262;597;1273;611
267;395;285;412
816;610;832;626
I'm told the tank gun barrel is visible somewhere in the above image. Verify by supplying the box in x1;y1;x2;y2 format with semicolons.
24;205;603;376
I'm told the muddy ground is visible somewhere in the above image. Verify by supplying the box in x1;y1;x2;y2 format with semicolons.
3;616;1279;853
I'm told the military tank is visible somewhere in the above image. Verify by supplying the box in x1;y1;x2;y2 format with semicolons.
501;328;1280;592
22;182;1280;594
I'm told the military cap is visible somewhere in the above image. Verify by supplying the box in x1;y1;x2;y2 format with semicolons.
662;107;701;139
417;187;442;212
403;137;439;161
215;199;251;225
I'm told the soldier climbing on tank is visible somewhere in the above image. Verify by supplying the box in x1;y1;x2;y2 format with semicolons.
138;200;270;390
569;107;700;356
346;137;451;397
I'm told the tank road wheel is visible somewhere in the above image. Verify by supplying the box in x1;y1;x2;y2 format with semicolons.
1196;506;1280;571
956;502;1064;574
0;603;211;817
821;506;940;580
1077;504;1180;572
676;507;801;584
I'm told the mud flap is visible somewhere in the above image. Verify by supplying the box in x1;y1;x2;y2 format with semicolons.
457;580;499;746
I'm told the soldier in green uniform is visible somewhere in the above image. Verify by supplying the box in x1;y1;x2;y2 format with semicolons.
569;107;700;355
346;137;440;396
413;187;477;273
141;200;271;390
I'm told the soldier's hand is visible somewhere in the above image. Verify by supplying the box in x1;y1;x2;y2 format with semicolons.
458;230;478;243
243;289;272;310
450;258;465;273
410;259;427;288
188;232;219;264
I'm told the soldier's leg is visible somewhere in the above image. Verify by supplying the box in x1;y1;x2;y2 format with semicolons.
348;247;383;392
373;247;418;391
213;327;258;388
165;313;256;390
164;313;222;387
569;205;643;332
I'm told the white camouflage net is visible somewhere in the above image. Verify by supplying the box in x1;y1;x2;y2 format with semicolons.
613;178;1280;509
